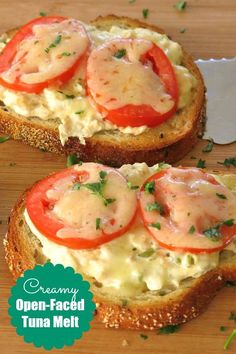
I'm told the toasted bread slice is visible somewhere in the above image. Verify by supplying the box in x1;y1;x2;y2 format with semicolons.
4;175;236;330
0;15;205;167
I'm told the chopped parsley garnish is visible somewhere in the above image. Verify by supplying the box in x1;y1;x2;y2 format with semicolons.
99;170;107;180
138;248;155;258
73;183;81;190
179;27;187;33
0;135;10;143
77;172;116;207
158;325;180;334
39;11;47;17
104;198;116;206
150;222;161;230
203;219;234;242
223;219;235;226
202;139;214;153
65;94;75;99
216;193;227;200
229;312;236;321
188;225;196;234
196;159;206;168
114;49;126;59
96;217;101;230
75;111;84;115
203;225;221;242
174;1;187;11
146;202;164;214
218;157;236;167
121;299;128;306
129;0;136;3
220;326;227;332
127;181;139;190
66;154;82;167
0;38;7;44
45;34;62;53
61;51;72;57
140;333;148;340
226;281;236;288
144;181;155;194
142;8;149;19
224;329;236;350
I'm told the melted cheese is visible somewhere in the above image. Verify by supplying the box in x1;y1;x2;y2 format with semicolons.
87;38;174;113
24;163;236;297
0;24;197;144
47;164;137;239
1;20;89;85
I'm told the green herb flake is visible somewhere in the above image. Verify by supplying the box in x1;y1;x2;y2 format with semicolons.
0;38;7;44
99;170;107;180
39;11;47;17
216;193;227;200
188;225;195;234
146;202;164;214
150;222;161;230
226;281;236;288
138;248;155;258
61;51;72;57
121;299;128;306
203;225;221;242
73;183;81;190
202;140;214;153
114;48;126;59
197;159;206;168
179;28;186;33
96;217;101;230
224;329;236;350
218;157;236;168
127;181;139;190
65;94;75;99
223;219;234;226
144;181;155;194
104;198;116;206
45;34;62;53
140;333;148;340
229;312;236;321
158;325;180;334
174;1;187;11
0;135;10;143
75;111;84;115
129;0;136;3
220;326;227;332
142;8;149;19
66;154;81;167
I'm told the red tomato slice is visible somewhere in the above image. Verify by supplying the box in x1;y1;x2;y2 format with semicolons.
87;39;178;127
0;16;89;93
26;163;138;249
139;167;236;254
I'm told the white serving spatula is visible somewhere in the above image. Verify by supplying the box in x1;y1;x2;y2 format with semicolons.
196;57;236;144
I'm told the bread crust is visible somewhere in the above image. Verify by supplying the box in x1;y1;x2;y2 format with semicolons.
4;185;236;330
0;15;205;167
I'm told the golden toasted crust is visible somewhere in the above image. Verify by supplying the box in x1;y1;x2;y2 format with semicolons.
4;184;236;330
0;15;205;167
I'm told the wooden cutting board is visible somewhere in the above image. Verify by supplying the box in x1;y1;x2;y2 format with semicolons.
0;1;236;353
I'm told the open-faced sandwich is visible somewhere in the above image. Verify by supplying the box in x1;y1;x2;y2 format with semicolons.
0;15;205;166
5;162;236;329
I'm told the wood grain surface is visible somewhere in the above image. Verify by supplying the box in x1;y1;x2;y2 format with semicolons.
0;1;236;353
